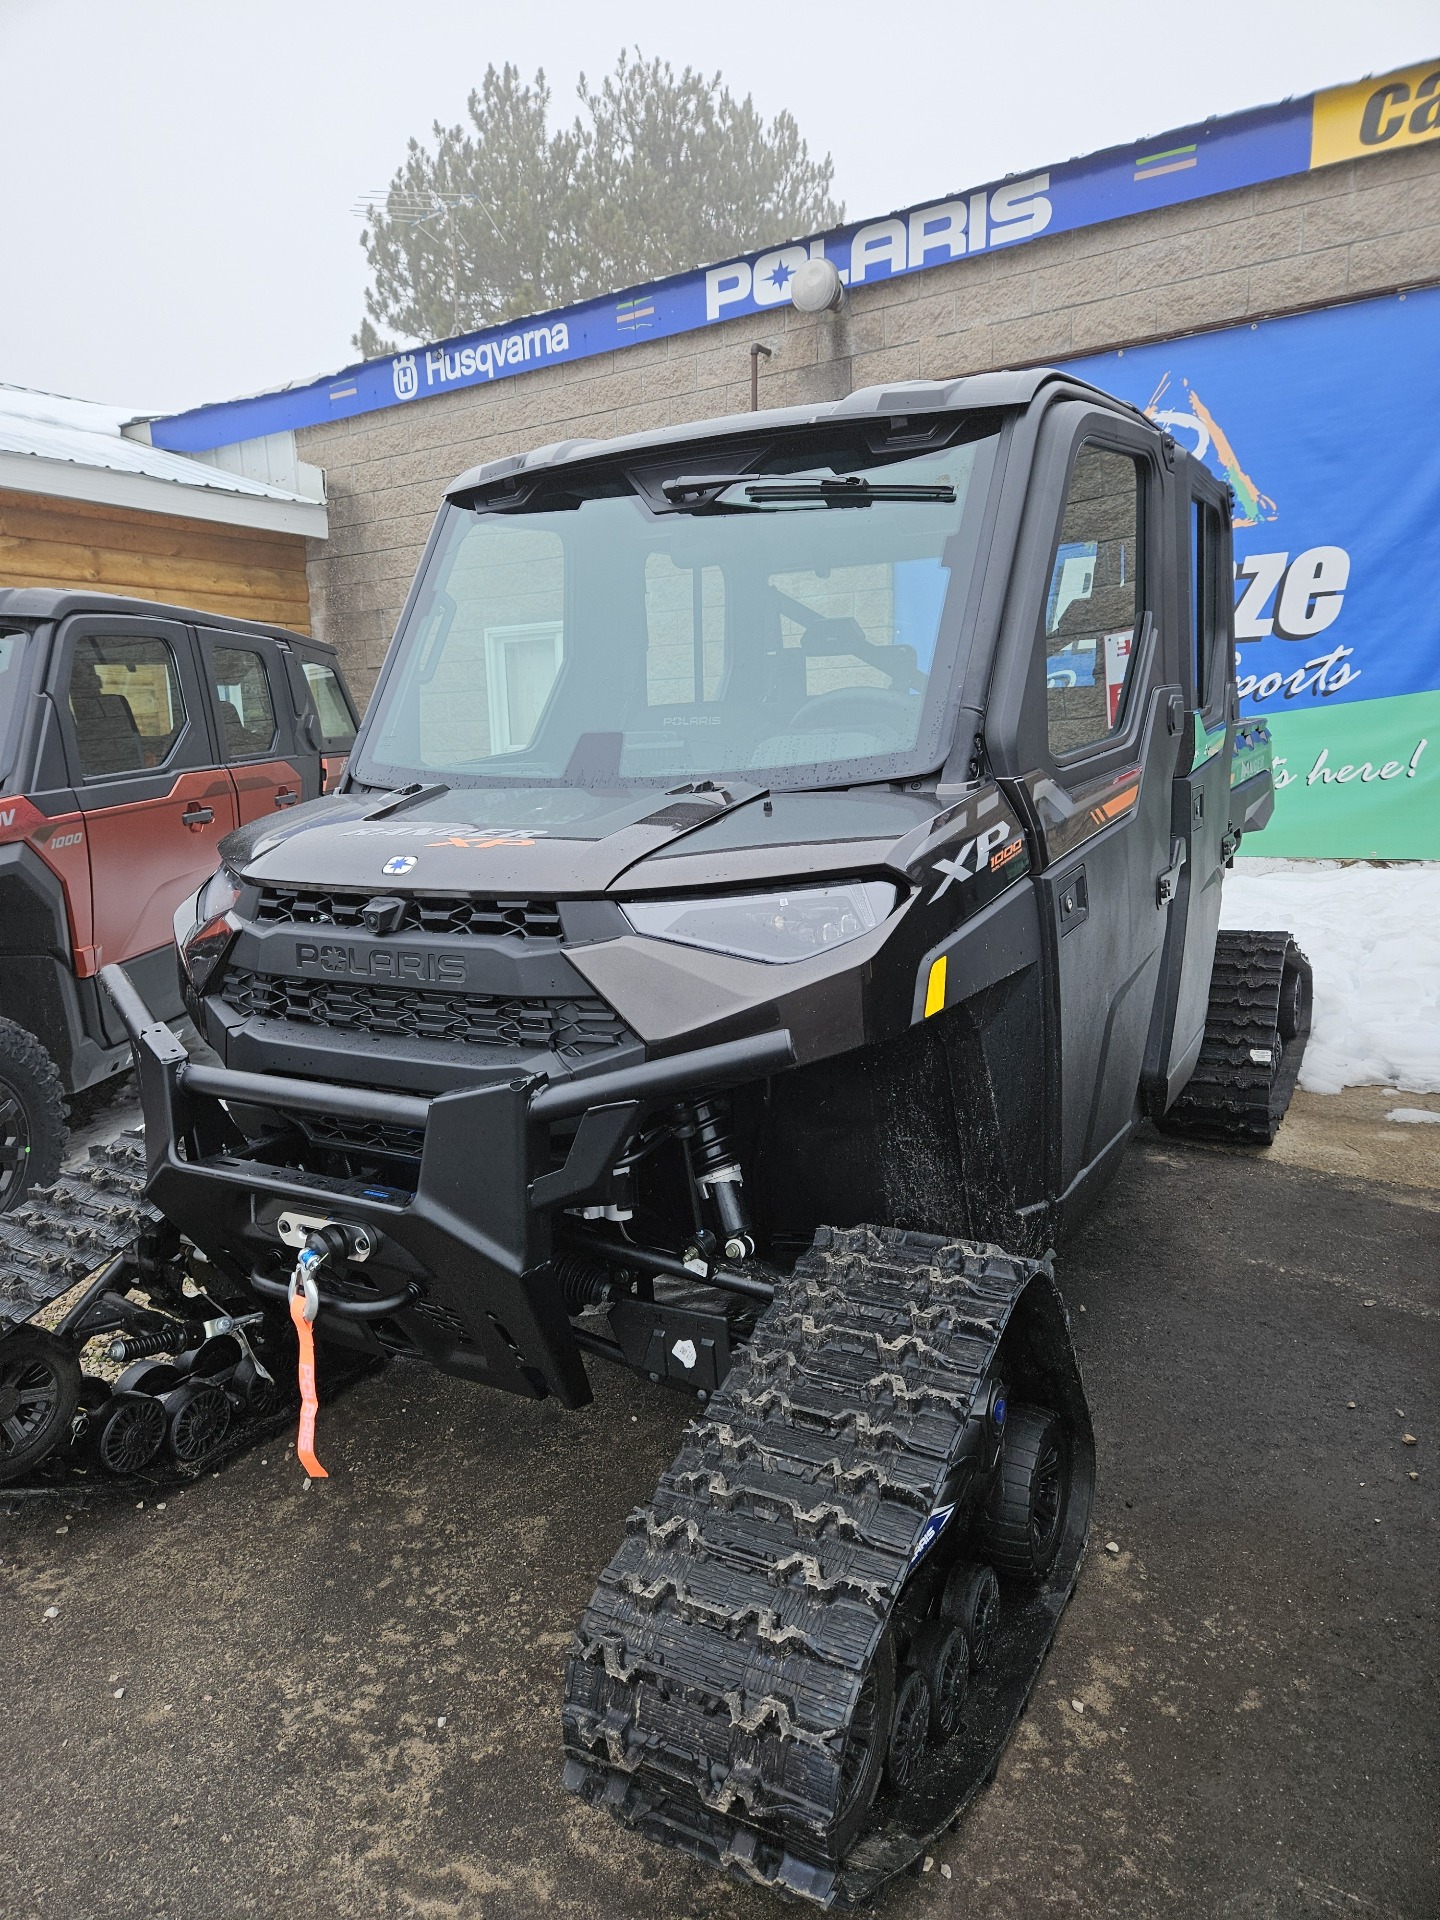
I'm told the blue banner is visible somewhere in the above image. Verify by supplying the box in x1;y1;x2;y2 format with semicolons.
1064;289;1440;856
148;99;1309;454
1064;288;1440;716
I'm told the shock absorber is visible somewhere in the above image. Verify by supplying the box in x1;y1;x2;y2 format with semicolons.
106;1323;194;1363
680;1099;755;1262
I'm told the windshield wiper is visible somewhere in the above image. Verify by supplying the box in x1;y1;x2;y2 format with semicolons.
364;782;451;819
662;473;955;510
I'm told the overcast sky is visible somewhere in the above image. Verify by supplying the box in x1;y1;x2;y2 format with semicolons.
2;0;1435;416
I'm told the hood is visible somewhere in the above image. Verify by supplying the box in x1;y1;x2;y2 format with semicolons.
221;783;942;897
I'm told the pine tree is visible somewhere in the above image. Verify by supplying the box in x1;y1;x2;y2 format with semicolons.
355;52;842;355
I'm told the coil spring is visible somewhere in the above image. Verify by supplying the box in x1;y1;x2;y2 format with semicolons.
107;1325;188;1363
685;1099;738;1180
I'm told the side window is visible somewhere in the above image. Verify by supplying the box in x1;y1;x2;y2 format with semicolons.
1043;447;1144;758
208;646;277;759
1191;498;1226;716
300;660;357;747
67;635;185;778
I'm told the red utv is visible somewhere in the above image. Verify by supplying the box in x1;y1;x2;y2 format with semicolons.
0;589;358;1209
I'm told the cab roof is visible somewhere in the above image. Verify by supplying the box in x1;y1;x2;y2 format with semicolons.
0;586;338;654
444;366;1141;502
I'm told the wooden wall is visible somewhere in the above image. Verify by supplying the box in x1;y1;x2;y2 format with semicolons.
0;490;312;632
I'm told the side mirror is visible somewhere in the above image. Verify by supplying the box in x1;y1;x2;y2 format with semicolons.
300;711;322;751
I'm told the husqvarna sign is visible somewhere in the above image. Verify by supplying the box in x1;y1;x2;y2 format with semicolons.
147;62;1437;456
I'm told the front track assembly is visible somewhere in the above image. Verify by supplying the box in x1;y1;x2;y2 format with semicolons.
563;1224;1093;1905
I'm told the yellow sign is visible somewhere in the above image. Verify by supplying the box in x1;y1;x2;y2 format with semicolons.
1311;59;1440;168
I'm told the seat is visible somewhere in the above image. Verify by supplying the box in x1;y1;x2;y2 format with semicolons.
68;664;144;776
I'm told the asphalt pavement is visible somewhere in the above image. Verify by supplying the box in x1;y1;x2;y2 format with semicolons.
1;1104;1436;1920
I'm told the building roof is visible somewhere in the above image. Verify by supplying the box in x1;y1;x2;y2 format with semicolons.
0;384;328;538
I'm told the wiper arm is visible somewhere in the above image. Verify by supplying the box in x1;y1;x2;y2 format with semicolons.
661;472;955;510
364;782;451;819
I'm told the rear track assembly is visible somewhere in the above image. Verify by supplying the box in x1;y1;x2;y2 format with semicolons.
1159;930;1313;1145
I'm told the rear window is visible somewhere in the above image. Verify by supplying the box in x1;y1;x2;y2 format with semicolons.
302;659;357;747
0;631;31;780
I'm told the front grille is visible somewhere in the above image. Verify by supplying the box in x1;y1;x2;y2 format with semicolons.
222;967;633;1057
301;1114;427;1160
255;886;562;941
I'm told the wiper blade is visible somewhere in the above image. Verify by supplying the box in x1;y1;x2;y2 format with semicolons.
661;472;955;510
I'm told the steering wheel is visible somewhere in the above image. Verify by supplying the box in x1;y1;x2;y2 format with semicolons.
783;688;919;745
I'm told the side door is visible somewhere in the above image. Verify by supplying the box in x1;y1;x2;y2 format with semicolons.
1143;469;1236;1108
289;644;359;795
52;614;238;996
196;629;305;824
1021;423;1184;1202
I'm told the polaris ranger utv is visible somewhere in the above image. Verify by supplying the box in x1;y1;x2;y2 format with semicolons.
0;591;358;1209
0;370;1308;1903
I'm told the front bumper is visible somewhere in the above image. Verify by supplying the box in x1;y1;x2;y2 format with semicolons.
101;963;792;1406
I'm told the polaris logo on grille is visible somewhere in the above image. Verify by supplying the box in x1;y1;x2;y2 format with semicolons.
295;942;466;985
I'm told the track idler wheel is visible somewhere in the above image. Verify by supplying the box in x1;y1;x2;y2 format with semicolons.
0;1326;82;1485
94;1391;167;1476
911;1621;971;1742
828;1635;894;1861
979;1403;1070;1581
941;1560;1001;1668
165;1378;231;1465
885;1666;932;1794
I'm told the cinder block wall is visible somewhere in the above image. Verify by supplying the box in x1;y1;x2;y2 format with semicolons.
299;141;1440;709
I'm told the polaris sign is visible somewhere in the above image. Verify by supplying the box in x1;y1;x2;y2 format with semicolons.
148;93;1322;454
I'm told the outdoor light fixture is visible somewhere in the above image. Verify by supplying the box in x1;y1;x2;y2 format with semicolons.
789;257;846;313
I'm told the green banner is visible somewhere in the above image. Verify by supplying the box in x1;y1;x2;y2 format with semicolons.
1258;690;1438;858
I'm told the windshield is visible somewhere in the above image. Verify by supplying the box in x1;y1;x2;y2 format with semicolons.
0;631;32;784
356;425;1000;790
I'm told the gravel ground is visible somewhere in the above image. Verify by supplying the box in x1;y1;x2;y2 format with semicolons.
0;1106;1435;1920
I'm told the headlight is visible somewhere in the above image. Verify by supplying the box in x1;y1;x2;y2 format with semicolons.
179;865;242;991
623;880;897;964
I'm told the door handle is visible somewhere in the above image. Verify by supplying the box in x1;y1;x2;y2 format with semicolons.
181;804;215;829
1156;838;1187;906
273;787;300;808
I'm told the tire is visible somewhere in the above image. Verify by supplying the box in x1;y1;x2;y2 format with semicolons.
978;1403;1070;1583
0;1019;67;1215
0;1326;82;1484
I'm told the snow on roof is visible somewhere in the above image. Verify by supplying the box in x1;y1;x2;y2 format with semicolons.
0;384;328;537
0;383;310;504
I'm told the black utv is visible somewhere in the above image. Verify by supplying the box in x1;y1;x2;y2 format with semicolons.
0;370;1308;1904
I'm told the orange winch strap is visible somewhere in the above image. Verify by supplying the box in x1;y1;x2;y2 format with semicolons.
288;1288;329;1480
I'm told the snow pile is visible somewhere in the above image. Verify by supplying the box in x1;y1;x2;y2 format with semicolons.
1219;863;1440;1096
1386;1108;1440;1125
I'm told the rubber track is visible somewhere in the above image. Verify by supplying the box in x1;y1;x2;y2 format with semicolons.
562;1224;1084;1907
1159;930;1312;1146
0;1134;154;1329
